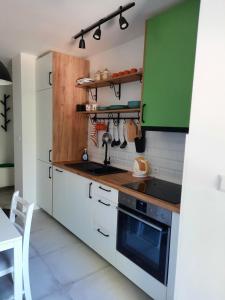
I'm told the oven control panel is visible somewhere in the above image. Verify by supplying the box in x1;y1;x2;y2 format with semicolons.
119;192;172;226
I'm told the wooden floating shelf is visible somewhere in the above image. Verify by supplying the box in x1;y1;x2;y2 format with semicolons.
76;72;143;89
80;108;141;114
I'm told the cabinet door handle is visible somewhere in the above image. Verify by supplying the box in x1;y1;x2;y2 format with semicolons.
98;199;110;207
48;72;52;86
97;228;109;237
48;166;52;179
48;149;52;162
55;168;63;173
89;182;93;199
142;103;146;123
99;186;111;193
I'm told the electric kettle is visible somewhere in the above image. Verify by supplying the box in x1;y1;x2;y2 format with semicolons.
133;157;150;178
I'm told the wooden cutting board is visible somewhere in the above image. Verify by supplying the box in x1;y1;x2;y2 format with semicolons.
127;120;138;142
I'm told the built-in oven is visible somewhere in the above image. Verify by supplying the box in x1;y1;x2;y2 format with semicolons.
117;192;172;285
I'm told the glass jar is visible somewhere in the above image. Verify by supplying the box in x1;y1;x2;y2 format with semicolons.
102;68;110;80
94;70;101;81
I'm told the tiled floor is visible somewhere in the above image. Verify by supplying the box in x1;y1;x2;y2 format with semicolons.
1;209;152;300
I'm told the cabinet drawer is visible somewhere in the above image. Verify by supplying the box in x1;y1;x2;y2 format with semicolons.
93;182;118;204
92;223;116;265
93;199;117;234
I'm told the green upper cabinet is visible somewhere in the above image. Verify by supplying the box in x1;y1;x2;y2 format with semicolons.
142;0;200;132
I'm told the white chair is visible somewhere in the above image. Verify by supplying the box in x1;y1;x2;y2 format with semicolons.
0;191;34;300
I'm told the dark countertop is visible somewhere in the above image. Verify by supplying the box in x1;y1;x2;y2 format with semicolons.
53;161;180;214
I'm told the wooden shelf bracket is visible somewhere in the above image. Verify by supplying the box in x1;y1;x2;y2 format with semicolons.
110;82;121;100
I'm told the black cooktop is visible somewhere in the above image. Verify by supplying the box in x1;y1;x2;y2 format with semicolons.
123;178;182;204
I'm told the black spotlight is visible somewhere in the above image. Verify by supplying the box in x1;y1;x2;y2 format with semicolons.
119;7;129;30
93;26;101;40
79;31;86;49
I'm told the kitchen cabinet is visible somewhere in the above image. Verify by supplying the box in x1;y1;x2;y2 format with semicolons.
36;89;52;162
142;0;200;132
53;168;94;247
36;52;53;91
37;160;52;215
91;186;118;265
36;51;89;162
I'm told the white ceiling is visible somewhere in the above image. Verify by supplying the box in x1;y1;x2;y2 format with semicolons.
0;0;181;63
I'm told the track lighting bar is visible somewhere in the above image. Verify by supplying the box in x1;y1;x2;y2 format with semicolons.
73;2;135;40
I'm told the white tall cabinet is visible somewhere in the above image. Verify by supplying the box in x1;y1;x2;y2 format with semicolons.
36;53;53;214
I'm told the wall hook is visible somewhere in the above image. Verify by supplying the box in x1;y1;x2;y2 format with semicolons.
0;94;10;132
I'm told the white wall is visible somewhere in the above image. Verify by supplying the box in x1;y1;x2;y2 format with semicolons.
12;53;37;204
88;36;186;184
0;85;13;164
0;85;14;187
175;1;225;299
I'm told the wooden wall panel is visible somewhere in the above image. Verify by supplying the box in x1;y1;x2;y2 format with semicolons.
53;52;89;162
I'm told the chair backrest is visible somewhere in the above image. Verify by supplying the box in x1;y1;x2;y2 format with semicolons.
10;191;34;264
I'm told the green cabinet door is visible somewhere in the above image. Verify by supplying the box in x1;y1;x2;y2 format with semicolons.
142;0;200;132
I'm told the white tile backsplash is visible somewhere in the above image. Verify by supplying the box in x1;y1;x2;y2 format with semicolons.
88;129;186;184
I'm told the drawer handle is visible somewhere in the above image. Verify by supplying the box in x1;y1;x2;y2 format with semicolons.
49;72;53;86
99;186;111;193
89;182;93;199
98;199;110;207
49;166;52;179
49;149;52;163
55;168;63;173
142;103;146;123
97;228;109;237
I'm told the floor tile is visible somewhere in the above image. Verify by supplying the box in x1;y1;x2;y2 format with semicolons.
29;245;38;258
31;209;60;233
67;266;152;300
41;289;72;300
30;256;61;300
42;243;109;285
31;223;80;255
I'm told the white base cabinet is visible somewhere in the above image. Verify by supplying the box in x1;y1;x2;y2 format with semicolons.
53;167;94;247
52;169;179;300
37;160;52;215
91;192;118;265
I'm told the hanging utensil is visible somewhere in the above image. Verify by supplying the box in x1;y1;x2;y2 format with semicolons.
120;120;128;149
102;122;112;165
111;123;116;147
115;120;121;146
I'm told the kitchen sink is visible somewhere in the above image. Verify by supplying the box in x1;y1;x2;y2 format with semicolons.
65;162;127;176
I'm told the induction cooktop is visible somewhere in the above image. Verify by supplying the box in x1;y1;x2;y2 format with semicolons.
123;178;182;204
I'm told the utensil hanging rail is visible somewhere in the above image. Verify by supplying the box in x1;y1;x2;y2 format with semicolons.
89;111;140;124
0;94;10;131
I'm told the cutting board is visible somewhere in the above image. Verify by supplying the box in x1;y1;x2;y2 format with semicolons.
127;120;138;142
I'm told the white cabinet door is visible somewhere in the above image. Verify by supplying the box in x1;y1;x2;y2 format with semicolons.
37;160;52;215
36;53;53;91
53;167;71;227
67;172;93;246
53;169;93;246
36;89;52;163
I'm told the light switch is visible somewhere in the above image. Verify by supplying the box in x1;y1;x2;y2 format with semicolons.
218;175;225;192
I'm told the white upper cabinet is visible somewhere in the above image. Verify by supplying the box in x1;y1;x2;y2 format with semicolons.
36;52;53;91
37;160;53;215
36;89;52;163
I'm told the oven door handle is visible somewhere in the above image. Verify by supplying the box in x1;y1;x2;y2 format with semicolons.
117;207;163;232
